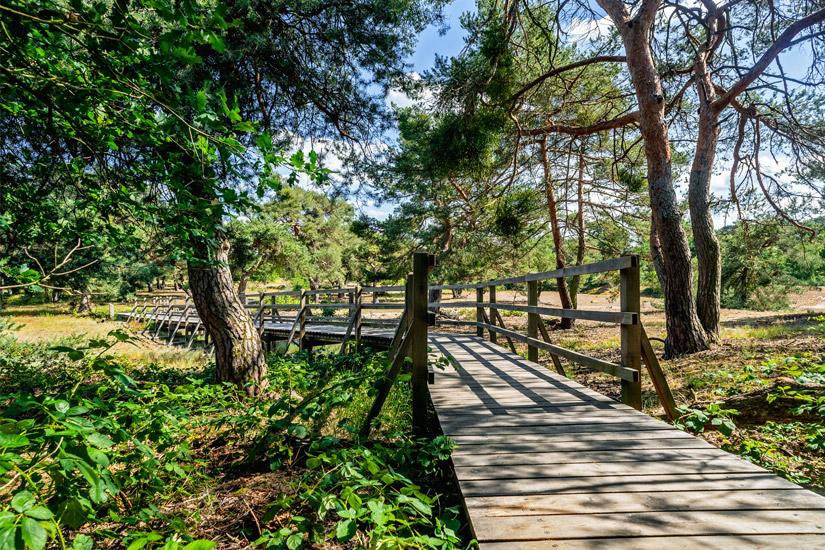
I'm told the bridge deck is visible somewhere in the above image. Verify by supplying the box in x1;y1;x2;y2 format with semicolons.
131;313;825;547
427;333;825;548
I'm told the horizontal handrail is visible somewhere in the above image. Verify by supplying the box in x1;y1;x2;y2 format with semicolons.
304;287;356;295
429;283;477;291
361;285;405;292
525;256;636;282
361;303;405;310
429;302;638;325
477;322;639;382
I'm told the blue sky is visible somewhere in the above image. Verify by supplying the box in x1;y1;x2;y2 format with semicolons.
409;0;476;73
345;0;814;226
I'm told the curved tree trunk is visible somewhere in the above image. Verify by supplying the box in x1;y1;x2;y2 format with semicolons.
689;111;722;343
188;236;268;397
688;41;723;343
608;8;709;356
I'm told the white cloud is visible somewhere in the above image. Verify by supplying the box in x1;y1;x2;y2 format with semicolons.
566;16;614;43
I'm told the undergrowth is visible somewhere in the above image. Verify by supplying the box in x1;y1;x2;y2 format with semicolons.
0;318;471;549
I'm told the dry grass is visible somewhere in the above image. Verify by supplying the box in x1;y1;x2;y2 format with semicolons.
3;300;206;370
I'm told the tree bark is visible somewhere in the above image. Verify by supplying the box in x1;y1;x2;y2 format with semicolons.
541;138;575;329
237;273;250;297
689;100;722;343
597;0;709;356
688;24;724;343
188;236;268;397
567;146;587;311
76;288;93;315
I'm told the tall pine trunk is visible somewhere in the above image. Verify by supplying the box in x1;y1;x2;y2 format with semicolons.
689;104;722;343
188;236;268;396
688;42;723;342
614;9;710;356
541;138;575;329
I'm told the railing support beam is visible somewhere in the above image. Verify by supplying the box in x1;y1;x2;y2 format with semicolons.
412;252;433;435
620;254;642;410
527;278;539;363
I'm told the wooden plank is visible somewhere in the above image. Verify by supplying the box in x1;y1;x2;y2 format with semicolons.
481;535;825;550
455;459;765;480
361;303;405;310
474;323;639;382
458;473;803;497
451;447;735;466
479;274;528;287
465;489;825;517
451;440;715;462
450;430;697;444
470;510;825;542
641;325;679;419
443;422;677;437
436;302;638;325
525;256;636;282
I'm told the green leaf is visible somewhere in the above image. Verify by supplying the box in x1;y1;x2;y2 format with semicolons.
86;446;110;467
0;512;14;527
336;519;356;542
55;401;70;413
57;498;90;529
285;533;304;550
72;534;93;550
11;490;36;513
306;457;322;469
0;433;29;448
24;507;53;521
196;91;207;112
21;517;47;550
182;541;216;550
85;433;114;448
126;537;148;550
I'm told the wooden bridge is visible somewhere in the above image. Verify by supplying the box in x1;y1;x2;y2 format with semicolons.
122;255;825;548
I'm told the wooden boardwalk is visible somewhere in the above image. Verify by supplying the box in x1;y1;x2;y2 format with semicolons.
427;333;825;548
123;250;825;547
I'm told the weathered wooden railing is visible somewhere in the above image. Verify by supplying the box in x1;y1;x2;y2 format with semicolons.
122;253;676;430
426;254;677;416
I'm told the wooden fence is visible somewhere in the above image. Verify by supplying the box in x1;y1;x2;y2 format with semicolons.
123;253;676;432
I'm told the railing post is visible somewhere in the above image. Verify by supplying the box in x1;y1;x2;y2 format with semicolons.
489;285;497;344
620;254;642;410
527;278;539;363
476;287;484;338
412;252;432;435
355;284;362;346
298;290;307;350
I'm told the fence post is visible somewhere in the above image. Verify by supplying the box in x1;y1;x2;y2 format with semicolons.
620;254;642;410
299;290;308;350
489;285;497;344
108;303;114;320
412;252;432;435
355;284;362;346
476;287;484;338
527;278;539;363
